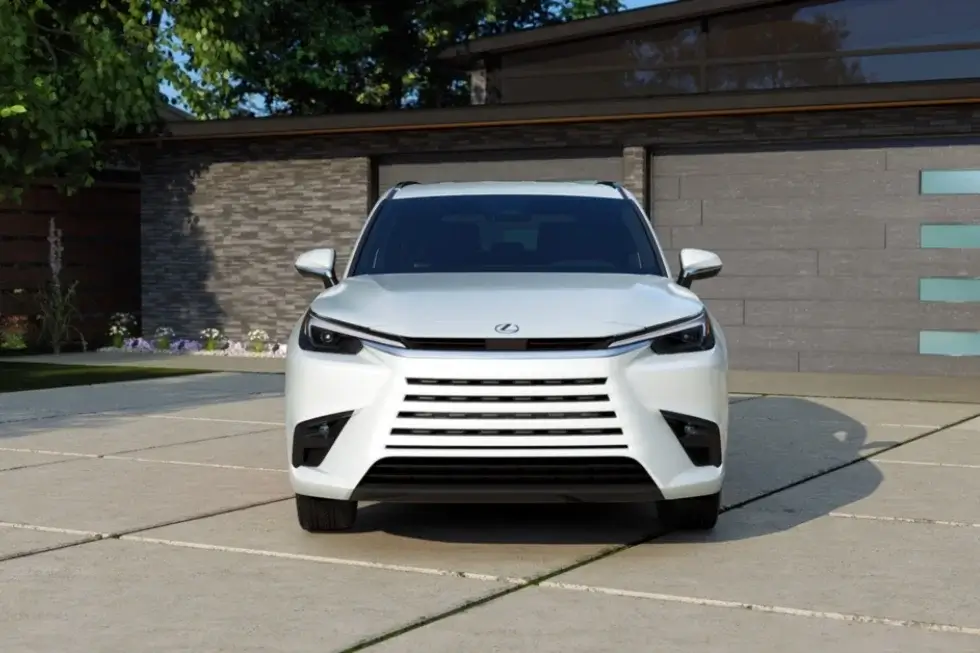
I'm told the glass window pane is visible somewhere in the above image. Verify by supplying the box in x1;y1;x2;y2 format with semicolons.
707;47;980;91
502;66;701;102
707;0;980;59
502;24;702;74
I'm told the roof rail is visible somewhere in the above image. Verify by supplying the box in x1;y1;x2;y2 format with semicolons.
383;180;419;200
596;180;630;200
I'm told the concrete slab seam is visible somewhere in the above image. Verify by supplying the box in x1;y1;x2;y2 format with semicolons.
119;536;529;585
829;511;980;529
875;459;980;470
0;536;106;563
0;496;293;563
143;415;281;426
536;582;980;637
100;456;286;473
0;425;280;474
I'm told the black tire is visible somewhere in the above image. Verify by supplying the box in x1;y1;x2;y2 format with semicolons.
656;492;720;532
295;494;357;532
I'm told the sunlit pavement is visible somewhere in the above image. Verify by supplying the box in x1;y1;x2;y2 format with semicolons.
2;373;979;652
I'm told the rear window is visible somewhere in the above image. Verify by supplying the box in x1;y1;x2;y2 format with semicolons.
349;194;666;276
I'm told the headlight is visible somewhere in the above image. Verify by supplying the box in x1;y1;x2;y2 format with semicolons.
650;313;715;355
298;312;363;355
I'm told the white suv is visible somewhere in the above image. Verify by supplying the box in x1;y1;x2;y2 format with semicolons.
285;180;728;533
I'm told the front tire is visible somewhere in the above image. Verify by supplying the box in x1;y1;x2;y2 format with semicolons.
295;494;357;532
656;492;720;532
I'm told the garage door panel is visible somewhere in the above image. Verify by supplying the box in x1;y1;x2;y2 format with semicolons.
652;142;980;375
651;199;701;225
884;143;980;170
700;195;980;225
670;223;884;249
376;151;622;191
655;148;889;176
694;275;919;303
745;300;980;331
677;169;918;200
801;352;980;377
819;249;980;277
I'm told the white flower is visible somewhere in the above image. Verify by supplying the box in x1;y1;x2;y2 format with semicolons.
153;326;175;338
108;325;128;336
247;328;269;342
200;327;223;340
111;312;135;326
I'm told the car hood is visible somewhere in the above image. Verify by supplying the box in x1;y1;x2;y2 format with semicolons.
308;273;705;340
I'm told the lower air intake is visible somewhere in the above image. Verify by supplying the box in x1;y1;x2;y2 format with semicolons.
357;456;653;486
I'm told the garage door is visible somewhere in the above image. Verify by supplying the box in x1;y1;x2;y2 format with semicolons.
650;142;980;377
376;148;622;194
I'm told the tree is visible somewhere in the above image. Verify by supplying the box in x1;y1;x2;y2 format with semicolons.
0;0;245;201
218;0;624;115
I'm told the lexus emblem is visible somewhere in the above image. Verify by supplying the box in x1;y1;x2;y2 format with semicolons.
494;323;520;335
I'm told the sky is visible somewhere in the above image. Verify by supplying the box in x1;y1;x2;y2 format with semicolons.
160;0;674;114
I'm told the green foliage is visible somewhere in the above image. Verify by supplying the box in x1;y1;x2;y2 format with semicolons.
36;277;85;354
0;0;245;201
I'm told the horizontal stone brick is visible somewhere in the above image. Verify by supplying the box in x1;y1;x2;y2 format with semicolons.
665;249;818;277
679;170;918;200
701;195;980;225
800;352;980;377
819;250;980;277
651;200;701;226
670;223;885;250
885;144;980;171
650;176;679;200
654;148;887;176
693;275;918;302
722;326;917;354
727;347;800;372
744;300;980;330
652;226;671;249
885;219;980;248
703;299;743;325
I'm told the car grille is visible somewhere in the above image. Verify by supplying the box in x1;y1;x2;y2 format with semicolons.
394;377;621;438
358;457;653;486
397;337;612;351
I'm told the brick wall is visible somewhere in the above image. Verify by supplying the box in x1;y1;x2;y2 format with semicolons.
140;104;980;363
141;154;370;341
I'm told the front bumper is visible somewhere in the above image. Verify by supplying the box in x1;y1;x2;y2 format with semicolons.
285;329;728;503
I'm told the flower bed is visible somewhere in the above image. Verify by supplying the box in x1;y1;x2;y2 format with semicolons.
97;338;288;358
96;319;287;358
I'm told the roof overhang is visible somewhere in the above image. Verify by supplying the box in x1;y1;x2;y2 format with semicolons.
122;81;980;144
438;0;788;64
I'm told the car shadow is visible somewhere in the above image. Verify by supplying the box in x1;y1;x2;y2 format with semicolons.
353;396;888;545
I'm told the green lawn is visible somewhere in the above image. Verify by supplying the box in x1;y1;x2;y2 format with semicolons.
0;362;210;393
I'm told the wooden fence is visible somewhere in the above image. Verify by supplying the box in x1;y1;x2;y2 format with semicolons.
0;179;141;349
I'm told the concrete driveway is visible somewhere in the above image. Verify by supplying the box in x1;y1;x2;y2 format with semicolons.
2;372;979;652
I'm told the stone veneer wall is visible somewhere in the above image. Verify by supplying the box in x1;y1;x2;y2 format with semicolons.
140;104;980;356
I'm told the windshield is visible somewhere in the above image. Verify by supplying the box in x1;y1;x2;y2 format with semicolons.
349;194;666;276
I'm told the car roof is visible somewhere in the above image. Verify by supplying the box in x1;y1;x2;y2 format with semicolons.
389;180;625;200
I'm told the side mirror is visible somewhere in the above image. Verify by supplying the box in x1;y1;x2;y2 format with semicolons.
676;248;722;289
295;248;339;288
